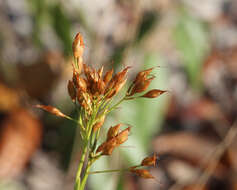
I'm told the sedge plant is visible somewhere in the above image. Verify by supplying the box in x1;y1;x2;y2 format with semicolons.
36;33;166;190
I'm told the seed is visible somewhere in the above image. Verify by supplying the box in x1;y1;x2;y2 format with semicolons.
141;89;166;98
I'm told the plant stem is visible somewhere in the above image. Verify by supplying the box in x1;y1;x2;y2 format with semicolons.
106;97;126;114
79;162;92;190
88;169;127;174
74;144;88;190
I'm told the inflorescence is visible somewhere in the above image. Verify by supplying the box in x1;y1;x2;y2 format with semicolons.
36;32;166;190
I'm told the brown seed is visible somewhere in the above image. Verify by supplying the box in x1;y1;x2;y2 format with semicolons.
107;124;122;140
115;79;127;94
81;92;92;108
130;169;154;179
72;68;79;88
133;68;154;85
78;77;87;92
35;105;68;119
107;78;127;99
92;68;99;82
72;33;84;74
98;66;104;78
67;80;76;101
130;77;155;96
115;127;130;145
141;89;166;98
83;64;93;83
141;154;157;167
115;66;131;82
93;115;105;132
96;138;117;155
96;79;106;95
103;68;114;85
72;32;84;59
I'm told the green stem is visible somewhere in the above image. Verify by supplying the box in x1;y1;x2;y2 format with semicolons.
88;169;128;174
74;144;88;190
79;163;92;190
64;115;80;125
106;97;126;114
88;165;140;175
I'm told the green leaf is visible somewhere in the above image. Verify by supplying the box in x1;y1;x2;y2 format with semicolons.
136;11;159;42
173;8;209;89
50;4;72;56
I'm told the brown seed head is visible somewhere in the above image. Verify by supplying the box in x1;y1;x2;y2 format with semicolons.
107;124;122;140
134;68;154;84
78;77;87;92
129;76;155;96
72;68;79;88
105;67;130;98
115;79;127;94
67;80;76;101
107;78;127;99
96;79;106;95
130;169;154;179
103;68;114;85
98;66;104;78
142;89;166;98
141;154;157;167
72;32;84;59
93;115;105;132
116;66;130;81
35;105;67;118
115;127;130;145
96;138;117;155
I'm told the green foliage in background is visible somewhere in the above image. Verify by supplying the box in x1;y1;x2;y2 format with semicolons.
174;8;209;90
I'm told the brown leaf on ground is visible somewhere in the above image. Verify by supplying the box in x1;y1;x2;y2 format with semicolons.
0;109;42;179
152;132;236;178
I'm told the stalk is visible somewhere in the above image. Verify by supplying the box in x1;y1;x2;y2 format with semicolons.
74;143;88;190
79;162;92;190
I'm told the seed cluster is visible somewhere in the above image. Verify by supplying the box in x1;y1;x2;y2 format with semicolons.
36;32;167;187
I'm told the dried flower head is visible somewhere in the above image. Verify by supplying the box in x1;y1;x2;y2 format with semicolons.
96;126;130;155
36;32;167;190
35;105;68;119
72;32;84;59
141;153;157;167
130;168;154;179
142;89;166;98
107;124;122;140
93;115;105;132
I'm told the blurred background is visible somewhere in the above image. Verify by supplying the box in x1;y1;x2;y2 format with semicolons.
0;0;237;190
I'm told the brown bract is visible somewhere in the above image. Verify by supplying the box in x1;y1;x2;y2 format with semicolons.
142;89;166;98
72;33;84;74
115;127;130;145
67;80;77;101
93;115;105;132
105;66;130;98
67;64;130;112
96;127;131;155
127;68;156;96
103;68;114;85
130;168;154;179
134;68;154;84
72;32;84;59
141;153;157;167
35;105;68;119
107;124;122;140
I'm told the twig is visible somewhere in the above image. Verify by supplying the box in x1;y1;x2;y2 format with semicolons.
193;121;237;190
